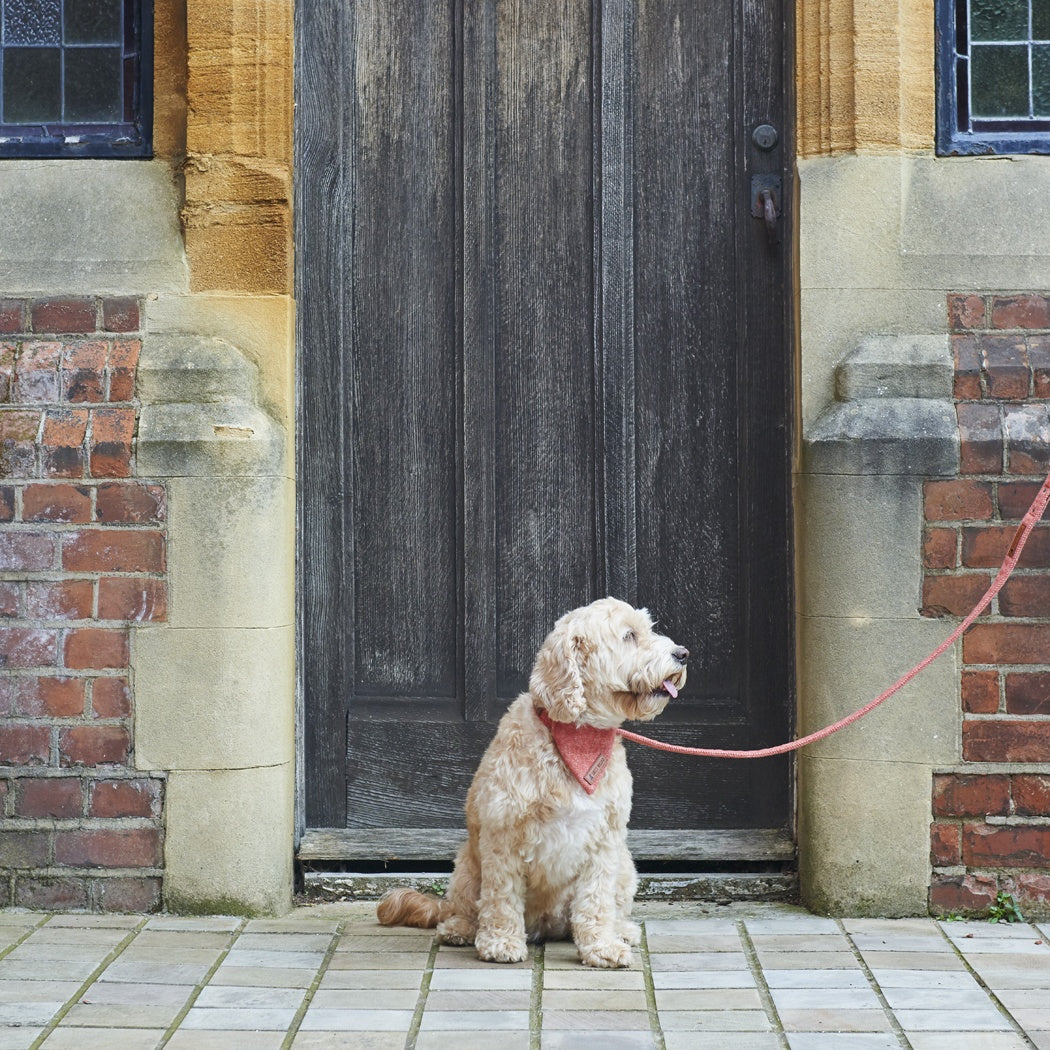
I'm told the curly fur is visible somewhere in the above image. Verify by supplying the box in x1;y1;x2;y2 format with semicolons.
377;597;688;968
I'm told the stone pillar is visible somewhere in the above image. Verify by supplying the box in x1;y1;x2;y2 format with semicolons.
130;0;297;914
133;336;294;915
798;336;960;914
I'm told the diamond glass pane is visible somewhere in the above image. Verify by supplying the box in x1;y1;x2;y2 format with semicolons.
64;0;122;43
3;45;61;121
64;45;122;119
971;44;1030;115
3;0;61;45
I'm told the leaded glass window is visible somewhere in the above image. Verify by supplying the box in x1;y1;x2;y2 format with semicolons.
0;0;152;157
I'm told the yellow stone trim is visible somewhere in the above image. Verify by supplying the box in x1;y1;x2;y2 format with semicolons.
153;0;187;160
796;0;935;156
183;0;293;294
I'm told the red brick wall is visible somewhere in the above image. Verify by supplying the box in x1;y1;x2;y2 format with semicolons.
0;297;166;912
927;294;1050;918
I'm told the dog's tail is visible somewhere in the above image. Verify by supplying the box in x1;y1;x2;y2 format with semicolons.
376;887;443;929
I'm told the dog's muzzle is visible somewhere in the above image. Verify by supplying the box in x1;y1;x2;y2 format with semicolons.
659;650;689;698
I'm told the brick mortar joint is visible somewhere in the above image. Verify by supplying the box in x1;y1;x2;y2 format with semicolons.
0;718;132;726
0;769;164;779
964;714;1050;721
0;334;144;345
924;571;1048;581
934;771;1050;778
961;664;1050;671
933;809;1050;821
0;668;136;676
2;823;164;839
3;867;165;876
985;816;1050;826
933;865;1050;876
934;816;1050;827
0;524;165;531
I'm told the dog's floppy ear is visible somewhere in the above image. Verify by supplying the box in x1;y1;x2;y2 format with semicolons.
530;624;591;723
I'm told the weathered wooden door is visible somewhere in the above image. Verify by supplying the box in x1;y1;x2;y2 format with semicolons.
297;0;793;865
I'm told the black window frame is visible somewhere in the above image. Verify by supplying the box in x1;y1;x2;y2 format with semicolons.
0;0;153;159
937;0;1050;155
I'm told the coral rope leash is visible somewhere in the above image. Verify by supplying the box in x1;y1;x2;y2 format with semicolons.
616;468;1050;760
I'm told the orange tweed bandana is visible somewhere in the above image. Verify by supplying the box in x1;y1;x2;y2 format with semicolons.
535;707;616;795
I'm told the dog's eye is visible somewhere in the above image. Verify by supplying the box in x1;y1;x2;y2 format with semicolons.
623;629;637;643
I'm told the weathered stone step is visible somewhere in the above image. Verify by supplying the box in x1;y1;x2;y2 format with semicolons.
136;335;258;404
807;334;959;475
835;334;953;401
805;396;958;475
137;401;283;477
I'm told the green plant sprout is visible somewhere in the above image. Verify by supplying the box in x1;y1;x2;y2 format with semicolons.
987;891;1024;924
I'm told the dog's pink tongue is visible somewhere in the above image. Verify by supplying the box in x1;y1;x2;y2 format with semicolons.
662;680;679;699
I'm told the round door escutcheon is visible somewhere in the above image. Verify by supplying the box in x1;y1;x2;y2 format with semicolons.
752;124;778;151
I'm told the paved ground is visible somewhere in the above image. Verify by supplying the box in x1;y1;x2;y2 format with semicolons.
0;901;1048;1049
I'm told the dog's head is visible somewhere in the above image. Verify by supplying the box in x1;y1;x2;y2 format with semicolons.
529;597;689;728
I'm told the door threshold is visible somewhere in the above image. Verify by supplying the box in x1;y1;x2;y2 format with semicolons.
298;825;798;904
299;827;795;864
299;868;798;904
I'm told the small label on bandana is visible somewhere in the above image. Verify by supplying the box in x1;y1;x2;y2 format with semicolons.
536;708;617;794
583;753;608;785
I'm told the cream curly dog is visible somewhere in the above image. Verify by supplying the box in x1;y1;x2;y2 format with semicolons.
377;597;688;968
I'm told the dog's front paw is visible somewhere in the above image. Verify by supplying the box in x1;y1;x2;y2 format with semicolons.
618;920;642;946
475;930;528;964
437;916;476;947
579;939;634;969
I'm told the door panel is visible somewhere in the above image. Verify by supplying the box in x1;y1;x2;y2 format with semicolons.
351;3;459;701
297;0;793;849
634;0;740;690
493;0;597;696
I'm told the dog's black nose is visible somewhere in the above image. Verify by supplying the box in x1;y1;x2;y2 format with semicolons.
673;646;689;665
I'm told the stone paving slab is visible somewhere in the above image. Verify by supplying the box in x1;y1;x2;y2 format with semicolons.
0;902;1047;1048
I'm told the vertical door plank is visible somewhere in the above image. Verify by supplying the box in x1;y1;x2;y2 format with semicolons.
738;0;794;817
493;0;598;698
596;0;638;603
633;0;740;688
350;2;460;699
461;0;498;720
297;0;349;828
